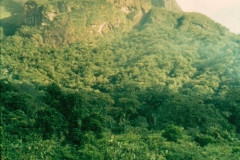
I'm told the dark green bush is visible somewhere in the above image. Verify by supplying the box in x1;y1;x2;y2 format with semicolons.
232;147;240;154
35;108;67;139
162;125;183;142
166;151;198;160
194;135;215;147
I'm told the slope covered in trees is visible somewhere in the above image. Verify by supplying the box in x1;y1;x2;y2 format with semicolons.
1;0;240;159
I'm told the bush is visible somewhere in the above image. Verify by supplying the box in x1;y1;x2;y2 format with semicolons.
232;147;240;154
81;113;105;138
78;144;104;160
162;125;183;142
166;151;198;160
35;108;67;139
194;135;215;147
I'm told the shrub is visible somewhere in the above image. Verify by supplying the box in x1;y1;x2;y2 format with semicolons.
194;135;215;147
162;125;183;142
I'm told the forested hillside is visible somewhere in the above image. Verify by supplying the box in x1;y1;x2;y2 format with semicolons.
1;0;240;159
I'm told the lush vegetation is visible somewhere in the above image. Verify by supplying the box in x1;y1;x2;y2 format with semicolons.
1;0;240;159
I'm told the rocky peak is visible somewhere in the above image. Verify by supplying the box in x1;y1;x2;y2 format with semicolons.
152;0;182;12
21;0;183;45
23;0;182;27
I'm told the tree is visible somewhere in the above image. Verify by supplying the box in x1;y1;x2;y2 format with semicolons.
162;125;183;142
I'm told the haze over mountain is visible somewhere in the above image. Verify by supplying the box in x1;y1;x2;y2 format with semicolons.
177;0;240;34
1;0;240;159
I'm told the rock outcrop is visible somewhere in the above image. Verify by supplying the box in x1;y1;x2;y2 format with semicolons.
24;1;58;26
152;0;182;12
22;0;183;45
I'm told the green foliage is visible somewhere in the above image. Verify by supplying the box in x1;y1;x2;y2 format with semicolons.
194;135;216;147
232;147;240;154
2;136;76;160
78;144;104;160
81;113;105;137
1;0;240;159
0;0;25;36
0;27;4;39
35;108;67;139
162;125;183;142
165;150;201;160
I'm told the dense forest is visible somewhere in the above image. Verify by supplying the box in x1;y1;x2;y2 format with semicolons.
1;0;240;159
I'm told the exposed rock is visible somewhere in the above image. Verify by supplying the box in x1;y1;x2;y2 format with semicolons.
97;22;108;34
22;0;183;45
67;6;72;12
121;6;132;14
162;0;182;12
151;0;182;12
42;11;57;22
24;1;57;26
107;0;182;12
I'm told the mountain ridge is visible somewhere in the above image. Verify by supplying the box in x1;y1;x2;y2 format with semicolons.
1;0;183;43
1;0;240;159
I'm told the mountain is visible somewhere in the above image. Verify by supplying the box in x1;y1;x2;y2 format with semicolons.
1;0;183;43
1;0;240;159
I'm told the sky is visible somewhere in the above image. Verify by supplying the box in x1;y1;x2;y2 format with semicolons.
176;0;240;34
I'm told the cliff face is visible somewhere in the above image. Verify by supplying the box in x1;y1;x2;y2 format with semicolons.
22;0;183;44
23;0;182;25
24;1;58;26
